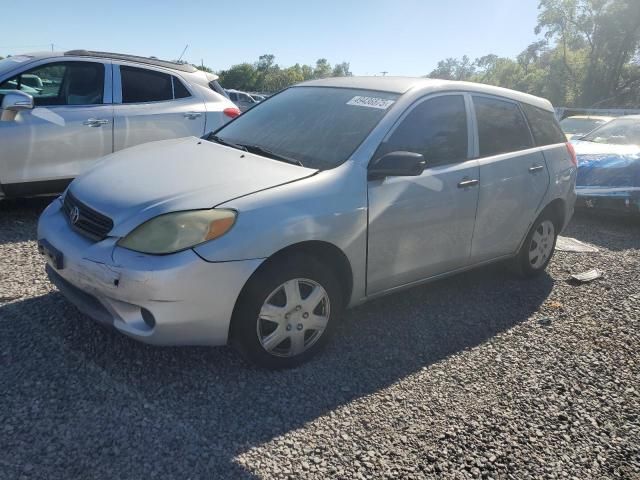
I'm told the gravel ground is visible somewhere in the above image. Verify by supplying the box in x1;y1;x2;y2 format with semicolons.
0;199;638;480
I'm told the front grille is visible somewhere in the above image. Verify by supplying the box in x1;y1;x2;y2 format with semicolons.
62;191;114;241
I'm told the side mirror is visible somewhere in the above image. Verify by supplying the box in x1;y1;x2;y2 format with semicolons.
368;151;426;180
2;90;34;112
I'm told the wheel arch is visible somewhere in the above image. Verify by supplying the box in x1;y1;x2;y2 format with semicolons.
540;197;566;232
229;240;354;340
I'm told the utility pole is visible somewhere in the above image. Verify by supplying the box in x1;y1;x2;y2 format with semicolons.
380;71;388;76
51;43;54;52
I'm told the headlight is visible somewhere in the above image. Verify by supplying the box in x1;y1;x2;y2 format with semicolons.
118;209;236;254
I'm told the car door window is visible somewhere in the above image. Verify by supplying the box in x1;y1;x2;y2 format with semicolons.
473;96;533;156
0;61;104;106
377;95;468;166
121;66;173;103
173;77;191;99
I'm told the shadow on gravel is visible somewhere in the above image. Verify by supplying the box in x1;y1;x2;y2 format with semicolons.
0;263;553;478
0;197;51;245
564;211;640;252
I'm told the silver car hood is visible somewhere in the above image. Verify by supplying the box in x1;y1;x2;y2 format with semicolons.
68;137;318;237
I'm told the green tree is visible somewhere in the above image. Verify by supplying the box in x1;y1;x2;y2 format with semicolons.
314;58;333;79
332;62;352;77
218;63;258;91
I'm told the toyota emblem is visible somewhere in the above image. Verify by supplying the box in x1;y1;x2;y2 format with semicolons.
69;206;81;225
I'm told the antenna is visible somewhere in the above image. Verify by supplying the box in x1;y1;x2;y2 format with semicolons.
178;44;189;62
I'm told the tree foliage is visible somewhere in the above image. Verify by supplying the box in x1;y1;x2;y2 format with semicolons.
427;0;640;107
217;55;352;93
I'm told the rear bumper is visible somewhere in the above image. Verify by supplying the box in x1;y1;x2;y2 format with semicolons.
38;199;264;346
576;187;640;215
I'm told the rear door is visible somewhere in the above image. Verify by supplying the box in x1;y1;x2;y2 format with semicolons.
0;59;112;194
470;95;549;262
112;64;206;151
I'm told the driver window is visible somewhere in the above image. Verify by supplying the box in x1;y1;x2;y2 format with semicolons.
0;61;104;107
377;95;468;166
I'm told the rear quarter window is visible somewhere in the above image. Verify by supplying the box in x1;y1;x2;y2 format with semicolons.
521;103;566;146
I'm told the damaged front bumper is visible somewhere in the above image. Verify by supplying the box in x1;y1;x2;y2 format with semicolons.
37;198;263;346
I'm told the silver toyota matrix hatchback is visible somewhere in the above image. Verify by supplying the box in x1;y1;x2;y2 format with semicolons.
38;77;577;368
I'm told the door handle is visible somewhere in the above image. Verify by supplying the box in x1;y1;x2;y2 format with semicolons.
184;112;202;120
83;118;110;127
457;178;479;188
529;165;544;173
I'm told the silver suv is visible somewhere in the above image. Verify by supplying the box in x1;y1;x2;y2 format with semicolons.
0;50;239;198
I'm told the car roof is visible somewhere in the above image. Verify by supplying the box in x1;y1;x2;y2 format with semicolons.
6;50;199;74
298;76;555;112
64;50;198;72
563;115;614;121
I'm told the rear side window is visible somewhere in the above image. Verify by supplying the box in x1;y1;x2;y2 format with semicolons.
378;94;468;166
521;103;566;146
121;66;173;103
209;80;228;98
173;77;191;99
473;96;533;157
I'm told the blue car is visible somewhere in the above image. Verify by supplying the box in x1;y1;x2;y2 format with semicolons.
573;115;640;215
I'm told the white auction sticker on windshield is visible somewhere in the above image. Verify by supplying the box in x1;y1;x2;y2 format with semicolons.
346;96;395;109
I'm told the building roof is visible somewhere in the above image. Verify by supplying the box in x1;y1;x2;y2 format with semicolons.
298;76;555;111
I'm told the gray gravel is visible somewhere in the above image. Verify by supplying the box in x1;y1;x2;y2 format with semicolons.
1;199;638;479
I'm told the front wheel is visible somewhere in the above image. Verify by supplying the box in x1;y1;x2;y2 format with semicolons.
517;214;558;277
231;253;343;369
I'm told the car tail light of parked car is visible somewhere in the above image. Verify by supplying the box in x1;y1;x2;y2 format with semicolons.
223;107;241;119
566;141;577;167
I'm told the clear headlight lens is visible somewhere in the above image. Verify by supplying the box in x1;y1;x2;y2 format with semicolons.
118;209;236;254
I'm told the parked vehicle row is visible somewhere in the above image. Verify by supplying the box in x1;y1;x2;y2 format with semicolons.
37;76;577;368
225;88;263;111
560;115;614;140
572;115;640;215
0;50;240;197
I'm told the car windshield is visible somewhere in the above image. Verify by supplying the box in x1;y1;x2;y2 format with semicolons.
211;86;399;170
581;117;640;145
560;117;608;135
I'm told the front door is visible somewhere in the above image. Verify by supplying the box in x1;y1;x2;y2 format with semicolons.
112;64;206;151
367;94;480;295
0;60;113;195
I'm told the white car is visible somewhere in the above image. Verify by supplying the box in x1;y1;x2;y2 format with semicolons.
560;115;614;140
225;89;260;111
0;50;240;198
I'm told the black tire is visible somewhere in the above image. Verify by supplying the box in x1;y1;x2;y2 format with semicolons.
516;211;559;277
231;252;344;369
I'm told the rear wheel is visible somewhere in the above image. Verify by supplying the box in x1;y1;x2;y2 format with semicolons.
231;253;343;369
517;213;558;277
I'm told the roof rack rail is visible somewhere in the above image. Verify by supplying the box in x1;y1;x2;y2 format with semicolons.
63;50;198;73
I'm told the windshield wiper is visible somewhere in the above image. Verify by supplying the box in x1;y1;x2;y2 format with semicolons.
208;134;248;152
239;144;304;167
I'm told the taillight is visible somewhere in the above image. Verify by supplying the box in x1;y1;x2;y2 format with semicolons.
223;107;241;119
566;142;577;167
